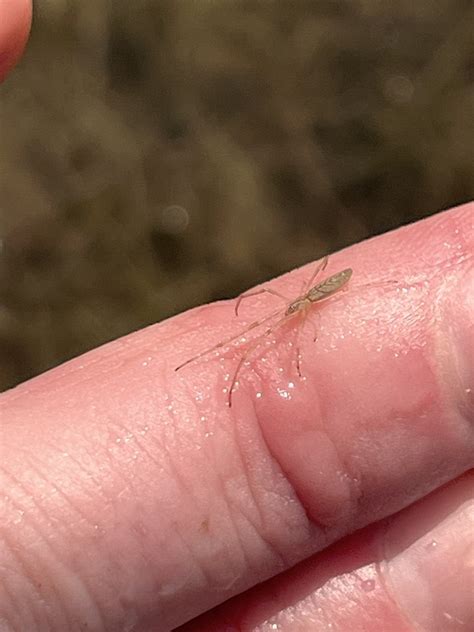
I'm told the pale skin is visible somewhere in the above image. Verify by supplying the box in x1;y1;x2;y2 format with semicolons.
1;7;473;631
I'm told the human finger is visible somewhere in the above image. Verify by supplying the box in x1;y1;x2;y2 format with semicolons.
178;471;473;631
0;203;472;631
0;0;31;82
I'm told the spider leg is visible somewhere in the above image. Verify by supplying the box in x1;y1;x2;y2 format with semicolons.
228;311;297;405
228;340;261;406
309;311;321;342
234;287;289;316
301;255;329;294
293;312;305;377
175;306;282;371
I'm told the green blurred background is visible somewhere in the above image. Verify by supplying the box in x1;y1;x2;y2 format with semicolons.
0;0;472;391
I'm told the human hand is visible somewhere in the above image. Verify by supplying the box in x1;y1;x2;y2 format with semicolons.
1;6;473;630
2;204;472;631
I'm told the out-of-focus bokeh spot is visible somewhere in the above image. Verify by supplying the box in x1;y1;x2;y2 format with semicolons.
0;1;472;389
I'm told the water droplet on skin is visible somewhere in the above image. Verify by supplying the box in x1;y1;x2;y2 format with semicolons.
288;381;295;389
200;415;206;422
256;391;262;399
361;579;375;592
204;431;214;438
426;540;438;550
277;388;291;400
123;432;134;444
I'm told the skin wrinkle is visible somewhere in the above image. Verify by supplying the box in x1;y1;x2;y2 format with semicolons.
207;435;255;583
163;436;208;521
145;404;253;595
190;372;298;577
217;491;258;583
210;420;270;581
375;532;416;632
238;460;292;575
434;265;474;427
3;466;62;553
6;474;100;632
19;455;114;630
172;522;216;594
175;452;250;588
251;370;347;536
45;447;111;510
203;495;249;592
226;476;287;577
106;419;169;496
229;404;302;571
228;410;277;551
137;377;267;596
0;529;35;630
249;394;333;543
71;425;130;503
0;488;67;631
19;454;91;533
320;407;363;531
7;436;137;630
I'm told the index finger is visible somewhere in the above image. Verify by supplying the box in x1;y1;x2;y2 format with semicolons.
1;203;472;631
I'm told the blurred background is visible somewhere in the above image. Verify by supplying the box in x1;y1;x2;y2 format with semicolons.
0;0;472;390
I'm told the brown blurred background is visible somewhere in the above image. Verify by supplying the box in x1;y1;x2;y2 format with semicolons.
0;0;472;391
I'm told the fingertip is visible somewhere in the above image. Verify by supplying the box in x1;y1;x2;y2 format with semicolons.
0;0;32;82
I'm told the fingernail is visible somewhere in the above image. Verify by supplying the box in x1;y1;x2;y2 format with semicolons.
382;496;474;631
